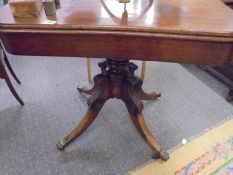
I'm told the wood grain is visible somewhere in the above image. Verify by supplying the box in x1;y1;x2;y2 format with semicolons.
0;0;233;66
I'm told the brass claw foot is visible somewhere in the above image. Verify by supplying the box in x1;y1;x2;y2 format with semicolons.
57;138;67;150
152;152;169;161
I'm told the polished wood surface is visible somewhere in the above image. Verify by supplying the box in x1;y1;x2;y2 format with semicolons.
1;0;233;36
0;0;233;65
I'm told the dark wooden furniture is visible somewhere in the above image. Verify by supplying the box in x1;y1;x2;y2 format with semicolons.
0;44;24;105
0;0;233;160
201;65;233;102
201;1;233;102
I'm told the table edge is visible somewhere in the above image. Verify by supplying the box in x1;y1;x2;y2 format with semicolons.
1;26;233;43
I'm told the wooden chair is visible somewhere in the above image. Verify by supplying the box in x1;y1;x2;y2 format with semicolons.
86;58;92;82
140;61;147;81
0;45;24;105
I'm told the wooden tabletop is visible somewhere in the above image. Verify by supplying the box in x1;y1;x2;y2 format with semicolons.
0;0;233;39
0;0;233;65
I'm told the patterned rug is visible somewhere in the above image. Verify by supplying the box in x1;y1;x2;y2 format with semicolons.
128;118;233;175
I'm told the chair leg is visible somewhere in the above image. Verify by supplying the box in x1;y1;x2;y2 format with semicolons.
0;48;23;105
0;44;23;105
3;51;21;84
141;61;146;81
86;58;91;83
1;63;24;105
76;58;92;92
4;76;24;105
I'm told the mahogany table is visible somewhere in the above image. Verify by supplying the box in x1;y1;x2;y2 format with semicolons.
0;0;233;161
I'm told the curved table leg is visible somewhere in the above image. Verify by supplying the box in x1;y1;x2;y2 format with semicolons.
4;52;21;84
57;102;105;150
58;75;109;150
129;113;169;161
122;79;168;161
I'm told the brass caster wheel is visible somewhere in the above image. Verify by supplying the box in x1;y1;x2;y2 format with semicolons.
152;152;169;161
57;138;66;150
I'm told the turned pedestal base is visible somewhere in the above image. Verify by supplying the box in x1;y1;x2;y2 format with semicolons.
57;59;169;161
